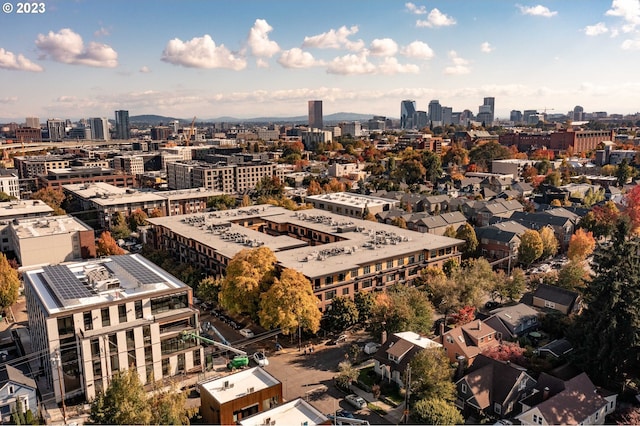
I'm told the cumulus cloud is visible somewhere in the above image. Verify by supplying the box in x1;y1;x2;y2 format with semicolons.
480;42;494;53
326;53;375;75
517;4;558;17
0;96;18;103
369;38;398;56
0;48;43;72
621;38;640;49
400;41;434;59
378;57;419;75
584;22;609;36
246;19;280;57
302;25;364;51
139;65;151;73
35;28;118;67
405;2;427;14
606;0;640;31
161;35;246;70
443;50;470;75
416;8;456;27
277;48;323;69
94;27;110;37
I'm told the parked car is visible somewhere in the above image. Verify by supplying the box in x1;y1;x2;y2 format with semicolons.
253;351;269;367
327;334;348;345
239;328;254;338
485;301;501;310
344;394;367;410
327;410;354;419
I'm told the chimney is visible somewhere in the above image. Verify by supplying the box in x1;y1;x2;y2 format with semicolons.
543;386;550;401
381;330;387;345
478;320;482;331
440;321;445;336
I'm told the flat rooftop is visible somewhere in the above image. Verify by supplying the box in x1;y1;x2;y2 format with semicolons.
24;254;189;314
238;398;328;426
200;367;280;405
306;192;398;208
148;205;464;277
12;215;91;239
0;200;53;219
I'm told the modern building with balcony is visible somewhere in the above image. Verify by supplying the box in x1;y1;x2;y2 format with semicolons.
23;254;202;403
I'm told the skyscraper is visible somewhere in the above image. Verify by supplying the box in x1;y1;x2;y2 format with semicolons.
483;97;495;122
25;117;40;129
115;110;130;140
400;100;417;129
428;100;442;125
46;119;66;141
90;117;110;141
308;101;323;130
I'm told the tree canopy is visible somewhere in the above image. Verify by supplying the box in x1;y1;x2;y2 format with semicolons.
30;187;66;215
0;253;20;310
538;227;559;259
518;230;544;266
567;228;596;262
322;296;359;332
96;231;126;256
370;285;434;337
455;223;478;258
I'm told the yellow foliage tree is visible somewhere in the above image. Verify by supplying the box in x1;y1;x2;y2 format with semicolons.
0;253;20;310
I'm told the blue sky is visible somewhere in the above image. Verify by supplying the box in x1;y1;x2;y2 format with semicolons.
0;0;639;121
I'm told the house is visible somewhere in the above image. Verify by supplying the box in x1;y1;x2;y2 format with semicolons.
531;284;581;315
238;398;331;426
199;367;283;425
440;320;501;364
476;221;528;260
419;195;451;214
507;209;578;251
412;212;467;235
373;331;442;388
0;365;37;422
483;304;539;340
476;200;523;227
455;354;536;419
537;339;573;359
516;373;617;425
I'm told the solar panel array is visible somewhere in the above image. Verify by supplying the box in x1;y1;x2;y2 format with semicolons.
106;255;164;285
43;264;95;304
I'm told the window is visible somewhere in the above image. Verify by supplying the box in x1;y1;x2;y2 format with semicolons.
126;330;135;350
544;300;556;309
118;304;127;323
193;349;201;366
342;288;349;296
363;265;371;274
162;358;170;376
362;279;372;288
325;290;336;301
461;383;467;394
409;255;415;264
375;263;382;272
350;269;358;278
135;300;143;319
418;253;425;262
8;385;14;394
177;353;185;372
325;276;333;285
84;311;93;331
57;316;74;336
387;260;393;268
101;307;111;327
494;403;501;414
91;338;100;359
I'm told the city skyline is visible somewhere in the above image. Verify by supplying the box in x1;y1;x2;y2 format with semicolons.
1;0;639;121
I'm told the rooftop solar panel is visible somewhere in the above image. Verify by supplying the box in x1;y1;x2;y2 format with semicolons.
106;255;164;285
43;264;95;304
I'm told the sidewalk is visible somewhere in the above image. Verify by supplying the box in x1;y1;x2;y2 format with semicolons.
348;382;405;425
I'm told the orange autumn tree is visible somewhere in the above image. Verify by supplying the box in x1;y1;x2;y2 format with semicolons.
567;229;596;262
96;231;126;256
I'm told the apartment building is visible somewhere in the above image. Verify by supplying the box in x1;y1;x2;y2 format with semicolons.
13;156;72;179
305;192;399;219
37;167;136;190
0;170;20;199
23;254;202;403
166;160;277;193
0;200;53;252
147;205;463;311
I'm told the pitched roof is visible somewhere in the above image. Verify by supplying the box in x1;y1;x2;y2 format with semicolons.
533;284;580;307
518;373;613;425
538;339;573;358
484;303;539;338
442;321;500;360
0;365;36;390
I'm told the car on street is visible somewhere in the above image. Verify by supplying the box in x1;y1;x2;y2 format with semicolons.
344;394;367;410
239;328;254;338
328;410;354;419
327;334;348;345
253;351;269;367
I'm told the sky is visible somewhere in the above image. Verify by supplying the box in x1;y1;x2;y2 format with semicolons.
0;0;639;121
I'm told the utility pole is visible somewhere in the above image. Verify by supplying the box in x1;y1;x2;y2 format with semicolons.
403;366;411;424
51;350;67;423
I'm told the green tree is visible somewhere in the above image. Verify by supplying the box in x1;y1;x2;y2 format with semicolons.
443;225;457;239
96;231;126;256
335;361;358;390
0;191;16;202
538;226;559;259
207;194;236;210
354;291;376;325
370;285;433;337
469;141;512;171
571;220;640;386
0;253;20;310
557;260;588;290
616;158;634;186
497;267;526;301
543;171;562;187
110;211;131;240
451;258;500;308
196;276;222;305
322;296;359;332
455;223;478;258
412;397;464;425
149;383;194;425
409;348;456;402
518;230;544;266
421;150;443;183
254;175;284;199
88;369;152;425
259;268;321;334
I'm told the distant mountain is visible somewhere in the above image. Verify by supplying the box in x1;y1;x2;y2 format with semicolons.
128;112;382;125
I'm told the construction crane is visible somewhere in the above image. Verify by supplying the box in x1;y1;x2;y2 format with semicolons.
185;116;196;146
181;331;246;356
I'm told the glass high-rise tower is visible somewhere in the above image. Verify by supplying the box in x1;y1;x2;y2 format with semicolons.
115;110;130;140
400;100;417;129
308;101;323;130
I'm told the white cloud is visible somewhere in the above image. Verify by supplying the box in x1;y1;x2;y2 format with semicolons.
0;48;43;72
139;66;151;73
378;57;419;75
606;0;640;31
480;42;494;53
0;96;18;104
517;4;558;18
443;50;470;75
584;22;609;36
621;38;640;49
256;58;269;68
161;35;246;70
246;19;280;58
302;25;365;51
35;28;118;68
94;27;110;37
416;8;456;27
400;41;434;59
326;53;375;75
405;2;427;15
277;48;323;69
369;38;398;56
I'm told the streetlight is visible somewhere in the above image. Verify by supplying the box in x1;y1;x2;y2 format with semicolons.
50;350;67;423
